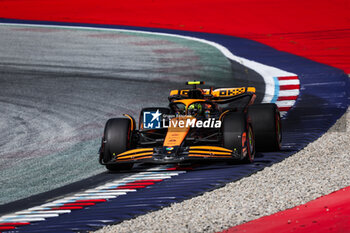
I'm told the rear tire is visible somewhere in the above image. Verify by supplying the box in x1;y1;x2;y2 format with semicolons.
222;113;255;163
248;103;282;151
102;118;134;172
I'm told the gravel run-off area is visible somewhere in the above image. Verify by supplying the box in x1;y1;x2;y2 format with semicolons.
97;108;349;233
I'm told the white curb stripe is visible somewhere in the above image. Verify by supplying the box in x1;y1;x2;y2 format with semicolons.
3;214;59;218
279;80;300;85
16;210;71;214
279;89;300;97
0;218;46;222
276;100;297;107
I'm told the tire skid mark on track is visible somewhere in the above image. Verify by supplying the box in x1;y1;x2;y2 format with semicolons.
0;21;298;104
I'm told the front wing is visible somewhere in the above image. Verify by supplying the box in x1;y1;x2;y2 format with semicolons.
102;146;241;165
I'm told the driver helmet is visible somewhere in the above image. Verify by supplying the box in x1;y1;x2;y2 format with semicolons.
188;103;203;116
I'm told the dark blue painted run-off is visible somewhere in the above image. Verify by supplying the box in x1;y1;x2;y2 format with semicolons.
0;19;348;232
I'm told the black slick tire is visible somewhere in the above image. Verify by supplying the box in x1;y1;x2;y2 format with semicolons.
222;112;255;163
102;118;133;172
247;103;282;151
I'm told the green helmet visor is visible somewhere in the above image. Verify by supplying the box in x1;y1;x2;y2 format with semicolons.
188;103;203;116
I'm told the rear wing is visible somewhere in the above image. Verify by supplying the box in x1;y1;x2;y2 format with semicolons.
169;87;256;100
204;87;255;98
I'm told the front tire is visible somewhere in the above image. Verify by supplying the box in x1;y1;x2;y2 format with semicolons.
101;118;134;172
222;113;255;163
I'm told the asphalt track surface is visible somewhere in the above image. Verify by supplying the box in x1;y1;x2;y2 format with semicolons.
0;24;264;205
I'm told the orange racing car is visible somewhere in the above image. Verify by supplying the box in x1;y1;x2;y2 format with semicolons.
99;81;281;171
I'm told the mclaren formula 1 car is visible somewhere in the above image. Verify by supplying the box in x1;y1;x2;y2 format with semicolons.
99;81;282;171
